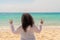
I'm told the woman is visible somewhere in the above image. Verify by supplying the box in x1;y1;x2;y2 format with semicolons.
9;13;43;40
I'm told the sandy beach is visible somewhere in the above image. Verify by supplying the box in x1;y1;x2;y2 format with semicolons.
0;26;60;40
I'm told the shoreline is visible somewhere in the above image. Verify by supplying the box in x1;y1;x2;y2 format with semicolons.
0;25;60;30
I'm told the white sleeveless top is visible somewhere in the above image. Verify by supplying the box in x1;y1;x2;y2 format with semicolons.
10;24;42;40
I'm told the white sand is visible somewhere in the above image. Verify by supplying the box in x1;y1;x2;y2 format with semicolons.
0;26;60;40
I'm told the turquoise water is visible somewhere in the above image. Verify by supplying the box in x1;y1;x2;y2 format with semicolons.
0;12;60;27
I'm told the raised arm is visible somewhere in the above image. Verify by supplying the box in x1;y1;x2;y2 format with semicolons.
33;24;42;33
9;20;21;34
33;19;43;33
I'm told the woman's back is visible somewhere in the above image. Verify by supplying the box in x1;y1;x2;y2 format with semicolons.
20;25;35;40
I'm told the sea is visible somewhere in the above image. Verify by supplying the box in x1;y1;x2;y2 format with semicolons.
0;12;60;28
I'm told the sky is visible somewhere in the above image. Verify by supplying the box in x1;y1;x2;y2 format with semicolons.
0;0;60;12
